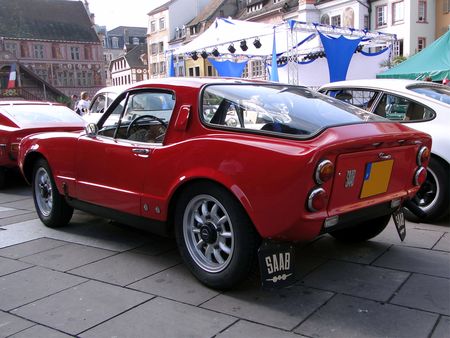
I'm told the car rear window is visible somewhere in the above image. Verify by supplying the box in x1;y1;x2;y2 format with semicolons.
201;84;384;138
4;104;84;126
408;84;450;105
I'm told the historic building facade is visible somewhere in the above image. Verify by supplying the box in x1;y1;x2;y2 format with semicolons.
0;0;105;101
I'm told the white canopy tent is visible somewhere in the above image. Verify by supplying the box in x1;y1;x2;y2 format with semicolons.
169;18;396;86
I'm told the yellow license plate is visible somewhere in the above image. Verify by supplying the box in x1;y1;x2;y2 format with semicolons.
360;159;394;198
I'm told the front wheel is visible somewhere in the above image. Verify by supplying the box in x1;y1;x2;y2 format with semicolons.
175;183;259;290
32;159;73;228
329;214;391;243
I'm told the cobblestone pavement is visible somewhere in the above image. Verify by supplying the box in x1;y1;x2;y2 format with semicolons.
0;175;449;338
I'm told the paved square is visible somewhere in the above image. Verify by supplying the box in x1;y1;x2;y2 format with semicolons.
12;280;153;335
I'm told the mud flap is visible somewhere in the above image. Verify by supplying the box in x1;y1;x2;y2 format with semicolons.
258;241;296;289
392;208;406;241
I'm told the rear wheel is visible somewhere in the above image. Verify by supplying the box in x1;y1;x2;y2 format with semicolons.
409;157;449;222
32;159;73;228
329;214;391;242
175;183;259;290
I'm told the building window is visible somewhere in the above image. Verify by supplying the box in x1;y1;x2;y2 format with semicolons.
376;5;387;28
70;47;80;60
159;42;164;54
150;21;156;32
84;45;92;60
190;25;198;36
5;43;18;56
111;37;119;49
417;37;426;52
320;14;330;25
251;60;263;77
418;0;427;22
159;61;165;74
363;15;369;29
151;63;158;75
132;37;139;45
392;1;404;24
20;42;30;57
188;67;194;77
33;44;45;59
151;43;158;55
331;15;341;27
178;66;184;76
159;17;165;30
343;8;354;28
444;0;450;13
188;66;200;77
207;65;213;76
393;39;403;56
52;44;63;59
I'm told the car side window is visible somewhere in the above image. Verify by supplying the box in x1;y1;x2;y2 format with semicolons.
374;94;434;121
90;94;107;114
328;89;379;111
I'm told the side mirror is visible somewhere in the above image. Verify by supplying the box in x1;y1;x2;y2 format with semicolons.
85;123;98;138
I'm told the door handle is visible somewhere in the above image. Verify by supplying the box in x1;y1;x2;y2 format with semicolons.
132;148;150;155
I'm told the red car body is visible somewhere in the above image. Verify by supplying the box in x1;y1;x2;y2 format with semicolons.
0;101;85;185
18;78;431;289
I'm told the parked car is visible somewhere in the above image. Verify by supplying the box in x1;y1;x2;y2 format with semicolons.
82;85;126;124
18;78;431;289
319;79;450;221
0;101;86;188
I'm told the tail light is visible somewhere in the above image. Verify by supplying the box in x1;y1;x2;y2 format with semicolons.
414;167;427;186
314;159;334;184
417;146;430;166
307;187;328;212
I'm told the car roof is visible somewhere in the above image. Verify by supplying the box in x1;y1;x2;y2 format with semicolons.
319;79;437;93
0;101;65;106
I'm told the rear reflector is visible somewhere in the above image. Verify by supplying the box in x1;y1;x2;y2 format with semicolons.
414;167;427;186
417;146;430;166
315;159;334;184
307;187;328;212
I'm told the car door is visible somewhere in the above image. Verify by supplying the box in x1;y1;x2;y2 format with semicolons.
75;90;175;216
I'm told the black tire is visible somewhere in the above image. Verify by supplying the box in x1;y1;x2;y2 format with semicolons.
409;157;449;222
329;214;391;242
32;159;73;228
174;182;260;290
0;168;6;189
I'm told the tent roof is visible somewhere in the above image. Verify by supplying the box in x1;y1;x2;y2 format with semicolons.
377;30;450;81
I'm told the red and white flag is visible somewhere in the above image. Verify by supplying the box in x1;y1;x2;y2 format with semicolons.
7;63;16;89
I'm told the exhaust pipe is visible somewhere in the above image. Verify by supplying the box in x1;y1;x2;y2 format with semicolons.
403;199;428;219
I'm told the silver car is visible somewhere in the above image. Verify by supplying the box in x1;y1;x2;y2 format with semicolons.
319;79;450;222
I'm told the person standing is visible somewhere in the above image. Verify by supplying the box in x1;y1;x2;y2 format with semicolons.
76;92;90;115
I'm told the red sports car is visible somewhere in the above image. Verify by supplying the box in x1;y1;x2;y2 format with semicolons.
18;78;431;289
0;101;86;188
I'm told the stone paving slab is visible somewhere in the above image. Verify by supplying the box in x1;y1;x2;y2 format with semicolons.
129;237;177;256
295;294;439;338
0;218;147;251
0;256;32;277
80;297;237;338
0;238;68;259
8;325;73;338
128;264;220;306
19;243;117;272
0;266;86;311
69;250;181;286
12;280;153;336
0;212;37;227
216;320;305;338
431;316;450;338
202;284;334;331
299;235;390;264
0;311;34;338
434;233;450;252
374;224;444;249
0;208;34;219
391;273;450;316
0;199;36;211
301;260;410;301
373;246;450;278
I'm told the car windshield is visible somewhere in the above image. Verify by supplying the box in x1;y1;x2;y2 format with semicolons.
202;84;384;137
5;104;84;125
408;84;450;105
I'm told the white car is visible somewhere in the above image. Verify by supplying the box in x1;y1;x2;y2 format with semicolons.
83;85;126;124
319;79;450;222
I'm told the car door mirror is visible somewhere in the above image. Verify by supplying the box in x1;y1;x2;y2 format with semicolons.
85;123;98;137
